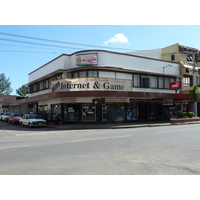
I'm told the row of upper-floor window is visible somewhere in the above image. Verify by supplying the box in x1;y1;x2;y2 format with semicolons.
28;70;179;93
132;74;177;89
171;54;197;63
182;77;200;87
29;74;62;93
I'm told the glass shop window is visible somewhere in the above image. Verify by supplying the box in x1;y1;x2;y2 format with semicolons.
82;103;96;121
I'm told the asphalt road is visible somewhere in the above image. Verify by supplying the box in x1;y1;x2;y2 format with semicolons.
0;121;200;175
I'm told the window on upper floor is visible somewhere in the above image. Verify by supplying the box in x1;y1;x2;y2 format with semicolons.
132;74;140;87
187;55;193;63
158;77;164;88
164;77;170;89
73;72;79;78
182;77;191;87
151;76;157;88
88;70;98;78
79;71;87;78
141;75;150;88
196;77;200;87
72;70;98;78
171;55;175;61
132;74;177;89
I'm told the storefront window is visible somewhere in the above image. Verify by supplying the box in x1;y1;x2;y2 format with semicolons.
64;104;79;121
115;103;125;121
82;103;96;121
127;103;138;121
102;104;114;121
28;103;37;114
52;104;61;121
38;105;51;120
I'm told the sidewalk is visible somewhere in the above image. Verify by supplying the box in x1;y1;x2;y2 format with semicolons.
48;121;200;130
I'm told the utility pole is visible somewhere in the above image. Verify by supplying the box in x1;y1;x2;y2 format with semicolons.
192;52;197;116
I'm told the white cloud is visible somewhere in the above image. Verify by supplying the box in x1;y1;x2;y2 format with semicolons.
104;33;129;45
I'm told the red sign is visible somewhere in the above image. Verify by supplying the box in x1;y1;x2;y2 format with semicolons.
170;81;182;90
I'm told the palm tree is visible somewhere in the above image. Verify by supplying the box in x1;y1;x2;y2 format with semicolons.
16;85;28;97
188;85;200;116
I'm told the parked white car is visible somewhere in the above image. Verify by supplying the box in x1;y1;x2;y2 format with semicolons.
0;113;4;121
2;113;11;122
21;114;46;127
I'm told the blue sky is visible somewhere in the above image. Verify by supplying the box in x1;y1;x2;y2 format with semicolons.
1;25;200;95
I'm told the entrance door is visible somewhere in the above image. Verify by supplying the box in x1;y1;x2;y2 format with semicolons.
102;104;114;121
138;103;147;121
114;103;125;121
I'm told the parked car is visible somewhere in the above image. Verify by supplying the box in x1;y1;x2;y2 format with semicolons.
2;113;11;122
21;114;46;127
8;113;22;125
0;113;4;121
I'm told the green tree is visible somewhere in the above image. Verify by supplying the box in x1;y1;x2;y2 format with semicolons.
188;85;200;116
16;85;28;97
0;73;13;95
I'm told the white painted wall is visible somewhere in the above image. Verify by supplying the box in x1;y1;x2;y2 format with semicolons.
97;52;179;75
29;55;70;82
128;49;162;60
29;50;179;83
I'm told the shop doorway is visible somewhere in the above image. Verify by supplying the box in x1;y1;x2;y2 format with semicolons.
102;104;114;121
127;103;138;121
114;103;125;121
138;103;147;121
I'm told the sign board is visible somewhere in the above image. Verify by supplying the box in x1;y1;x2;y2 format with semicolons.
51;78;132;92
175;100;188;105
92;98;105;104
76;53;98;65
170;81;182;90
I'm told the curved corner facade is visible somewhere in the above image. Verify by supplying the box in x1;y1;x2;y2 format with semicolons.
9;50;181;123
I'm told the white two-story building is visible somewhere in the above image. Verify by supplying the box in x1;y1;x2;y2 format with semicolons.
9;49;180;123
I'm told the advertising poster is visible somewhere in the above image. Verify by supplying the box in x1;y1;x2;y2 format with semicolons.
76;53;98;65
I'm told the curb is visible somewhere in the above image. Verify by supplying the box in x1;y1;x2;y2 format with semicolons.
47;121;200;130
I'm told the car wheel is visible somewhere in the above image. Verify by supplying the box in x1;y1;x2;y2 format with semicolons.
28;123;32;128
21;122;24;127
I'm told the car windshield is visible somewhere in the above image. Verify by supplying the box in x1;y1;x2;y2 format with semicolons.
14;114;21;117
29;114;41;119
5;113;11;116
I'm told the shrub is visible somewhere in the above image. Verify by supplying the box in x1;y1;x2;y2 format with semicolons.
178;111;195;118
186;112;195;118
178;111;187;118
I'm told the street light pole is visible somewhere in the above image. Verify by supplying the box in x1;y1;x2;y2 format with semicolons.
163;64;172;73
192;53;197;116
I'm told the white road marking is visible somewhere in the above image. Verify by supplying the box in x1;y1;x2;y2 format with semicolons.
0;144;29;150
69;135;132;143
15;129;102;136
1;128;20;136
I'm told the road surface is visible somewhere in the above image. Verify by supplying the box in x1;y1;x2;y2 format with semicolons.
0;121;200;175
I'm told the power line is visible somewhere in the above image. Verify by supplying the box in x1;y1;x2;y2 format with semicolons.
1;32;195;56
0;49;58;54
0;37;87;50
0;43;71;51
0;32;137;52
